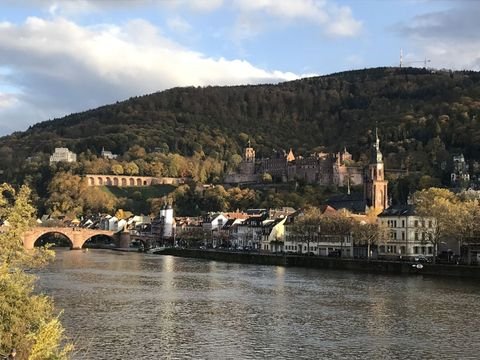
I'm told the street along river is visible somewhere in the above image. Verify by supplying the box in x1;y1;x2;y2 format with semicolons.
36;249;480;359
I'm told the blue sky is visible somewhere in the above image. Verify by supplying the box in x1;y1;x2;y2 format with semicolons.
0;0;478;135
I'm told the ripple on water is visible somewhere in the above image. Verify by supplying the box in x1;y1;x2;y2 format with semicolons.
35;250;480;360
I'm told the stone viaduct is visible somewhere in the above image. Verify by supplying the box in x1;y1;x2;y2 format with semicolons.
86;174;184;187
22;227;131;250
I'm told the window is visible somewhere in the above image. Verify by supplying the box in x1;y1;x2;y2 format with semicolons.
402;220;405;228
415;233;419;241
414;220;419;227
414;246;419;254
401;232;405;240
428;247;433;254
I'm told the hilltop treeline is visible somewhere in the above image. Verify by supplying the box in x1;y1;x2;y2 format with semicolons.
1;66;480;213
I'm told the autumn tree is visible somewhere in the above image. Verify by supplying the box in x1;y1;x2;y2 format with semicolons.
413;188;457;262
287;207;322;254
46;172;116;217
124;162;140;176
352;220;387;258
0;183;72;359
111;163;124;175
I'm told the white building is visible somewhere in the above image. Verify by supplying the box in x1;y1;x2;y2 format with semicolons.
235;215;266;250
261;217;287;253
49;147;77;164
101;147;118;160
377;205;436;259
160;205;175;238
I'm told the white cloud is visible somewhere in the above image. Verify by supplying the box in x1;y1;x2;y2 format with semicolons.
326;5;362;37
0;93;17;109
395;1;480;70
12;0;224;15
0;16;303;134
232;0;362;37
166;16;192;33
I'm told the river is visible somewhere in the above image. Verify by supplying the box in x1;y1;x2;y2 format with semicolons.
36;249;480;359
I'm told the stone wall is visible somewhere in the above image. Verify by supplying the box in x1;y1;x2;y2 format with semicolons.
161;249;480;278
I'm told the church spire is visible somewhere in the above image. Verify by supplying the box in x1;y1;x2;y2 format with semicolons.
372;126;383;164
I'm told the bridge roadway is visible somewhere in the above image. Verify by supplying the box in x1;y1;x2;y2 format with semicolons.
22;226;129;250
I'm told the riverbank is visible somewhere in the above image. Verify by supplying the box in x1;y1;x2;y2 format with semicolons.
159;248;480;278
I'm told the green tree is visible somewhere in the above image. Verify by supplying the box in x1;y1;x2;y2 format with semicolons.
262;172;273;183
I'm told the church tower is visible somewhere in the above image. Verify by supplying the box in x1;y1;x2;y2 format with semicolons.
364;128;388;214
244;139;255;163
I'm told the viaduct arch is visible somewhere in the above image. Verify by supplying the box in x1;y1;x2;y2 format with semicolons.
22;227;127;250
86;174;184;187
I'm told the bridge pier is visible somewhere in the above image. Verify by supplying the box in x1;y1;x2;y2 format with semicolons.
119;231;131;248
71;231;84;250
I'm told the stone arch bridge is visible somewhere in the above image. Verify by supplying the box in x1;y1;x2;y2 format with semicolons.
22;227;130;250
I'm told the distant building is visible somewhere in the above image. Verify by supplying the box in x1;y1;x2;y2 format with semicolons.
451;153;470;187
378;205;436;259
224;141;363;186
101;147;118;160
364;128;388;215
49;147;77;164
224;140;260;184
151;204;175;242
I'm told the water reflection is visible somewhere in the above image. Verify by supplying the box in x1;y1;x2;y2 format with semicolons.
36;249;480;360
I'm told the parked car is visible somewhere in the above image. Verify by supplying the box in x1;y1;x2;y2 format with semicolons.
414;255;431;263
328;250;341;257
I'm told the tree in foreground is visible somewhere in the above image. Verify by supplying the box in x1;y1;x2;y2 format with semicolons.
0;183;72;359
414;187;480;263
352;220;387;259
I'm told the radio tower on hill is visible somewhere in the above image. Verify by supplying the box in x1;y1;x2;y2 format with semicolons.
399;48;431;68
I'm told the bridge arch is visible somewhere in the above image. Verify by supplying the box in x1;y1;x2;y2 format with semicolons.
23;227;119;250
34;231;73;248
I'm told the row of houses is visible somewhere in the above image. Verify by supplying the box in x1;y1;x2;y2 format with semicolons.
134;205;456;261
37;199;478;263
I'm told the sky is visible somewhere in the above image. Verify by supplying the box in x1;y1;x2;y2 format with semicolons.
0;0;479;135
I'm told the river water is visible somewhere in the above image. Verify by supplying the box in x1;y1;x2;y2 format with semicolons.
36;249;479;360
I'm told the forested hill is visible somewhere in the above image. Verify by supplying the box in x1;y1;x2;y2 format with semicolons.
3;66;480;179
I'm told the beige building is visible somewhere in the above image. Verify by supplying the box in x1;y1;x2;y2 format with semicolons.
49;147;77;164
378;205;436;259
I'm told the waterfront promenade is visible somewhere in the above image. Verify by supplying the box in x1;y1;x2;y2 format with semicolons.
159;248;480;278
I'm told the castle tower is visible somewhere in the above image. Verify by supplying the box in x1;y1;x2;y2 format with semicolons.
245;139;255;163
286;148;295;162
163;204;174;238
364;128;388;214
